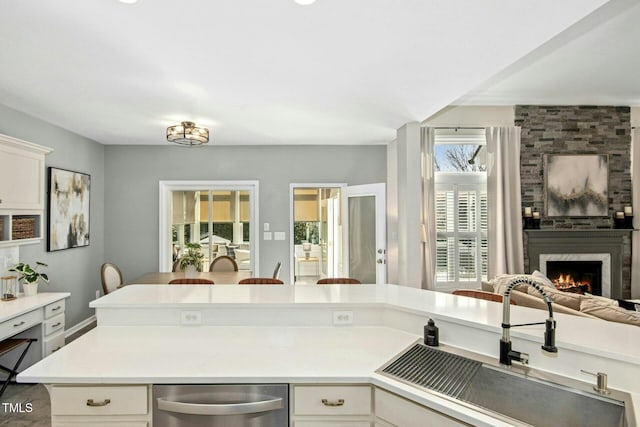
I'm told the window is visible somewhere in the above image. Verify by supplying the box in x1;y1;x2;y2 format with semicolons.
434;129;487;290
159;181;259;273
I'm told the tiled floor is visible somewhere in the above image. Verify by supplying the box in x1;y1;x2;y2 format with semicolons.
1;320;96;426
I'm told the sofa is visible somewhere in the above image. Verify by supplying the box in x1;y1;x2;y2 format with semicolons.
481;272;640;327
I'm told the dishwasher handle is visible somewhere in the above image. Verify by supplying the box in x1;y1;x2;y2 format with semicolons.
156;396;283;416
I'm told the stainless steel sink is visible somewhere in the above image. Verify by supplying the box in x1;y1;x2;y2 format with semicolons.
377;342;635;427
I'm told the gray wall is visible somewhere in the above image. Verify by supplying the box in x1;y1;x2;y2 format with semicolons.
104;145;386;282
0;104;105;328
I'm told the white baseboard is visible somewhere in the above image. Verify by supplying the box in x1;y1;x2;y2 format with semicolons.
65;315;97;339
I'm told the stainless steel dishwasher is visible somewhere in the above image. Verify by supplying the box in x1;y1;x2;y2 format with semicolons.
153;384;288;427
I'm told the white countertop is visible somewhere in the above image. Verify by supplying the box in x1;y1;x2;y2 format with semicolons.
0;292;69;323
19;325;520;427
19;285;640;426
90;284;640;366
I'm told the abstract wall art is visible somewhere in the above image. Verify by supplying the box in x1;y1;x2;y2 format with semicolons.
47;167;91;251
544;154;608;217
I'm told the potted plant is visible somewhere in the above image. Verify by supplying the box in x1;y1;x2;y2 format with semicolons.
177;243;205;277
9;261;49;297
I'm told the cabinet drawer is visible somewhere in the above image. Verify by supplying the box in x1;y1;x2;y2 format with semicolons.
44;313;65;336
44;331;65;356
45;300;66;319
294;385;371;416
375;388;469;427
51;385;148;416
0;309;41;338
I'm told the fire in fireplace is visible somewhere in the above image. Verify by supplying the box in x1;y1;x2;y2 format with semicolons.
546;261;602;295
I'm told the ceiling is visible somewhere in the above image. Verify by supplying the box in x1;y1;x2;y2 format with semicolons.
456;0;640;106
0;0;628;146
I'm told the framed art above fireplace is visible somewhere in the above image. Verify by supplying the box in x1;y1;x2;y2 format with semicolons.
544;154;608;217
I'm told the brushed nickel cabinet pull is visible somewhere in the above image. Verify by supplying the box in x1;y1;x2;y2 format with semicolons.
52;306;61;311
13;321;25;327
86;398;111;407
52;322;62;327
321;398;345;407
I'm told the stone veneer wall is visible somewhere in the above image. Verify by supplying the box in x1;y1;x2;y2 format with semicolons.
515;106;632;297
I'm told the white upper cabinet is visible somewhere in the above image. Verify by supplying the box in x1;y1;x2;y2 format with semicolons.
0;133;52;246
0;133;51;210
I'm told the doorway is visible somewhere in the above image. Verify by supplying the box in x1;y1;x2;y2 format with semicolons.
289;182;387;285
290;184;344;285
159;181;259;274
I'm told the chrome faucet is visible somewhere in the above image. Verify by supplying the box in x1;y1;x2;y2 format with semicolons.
500;276;557;365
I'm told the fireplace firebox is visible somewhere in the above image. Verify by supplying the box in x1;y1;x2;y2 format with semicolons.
546;261;602;295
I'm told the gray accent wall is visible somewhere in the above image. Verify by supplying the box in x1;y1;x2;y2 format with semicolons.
104;145;386;283
0;104;105;328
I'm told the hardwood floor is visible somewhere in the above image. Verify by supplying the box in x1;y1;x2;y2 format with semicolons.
1;320;96;426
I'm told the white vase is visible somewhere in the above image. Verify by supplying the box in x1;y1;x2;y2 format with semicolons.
184;265;197;278
23;281;39;297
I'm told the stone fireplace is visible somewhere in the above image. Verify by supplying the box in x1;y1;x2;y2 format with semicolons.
516;105;633;299
525;229;631;299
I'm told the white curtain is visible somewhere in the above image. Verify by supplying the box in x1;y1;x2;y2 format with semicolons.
632;128;640;298
420;127;436;290
486;127;524;277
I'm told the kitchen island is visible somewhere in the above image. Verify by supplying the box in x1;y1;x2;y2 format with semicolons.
18;284;640;426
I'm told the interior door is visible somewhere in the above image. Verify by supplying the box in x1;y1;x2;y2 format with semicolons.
342;183;386;284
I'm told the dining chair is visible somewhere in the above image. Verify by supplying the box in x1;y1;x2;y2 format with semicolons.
317;278;361;284
100;263;124;294
452;289;517;305
209;256;238;272
238;278;284;285
272;261;282;280
168;278;215;285
172;261;181;272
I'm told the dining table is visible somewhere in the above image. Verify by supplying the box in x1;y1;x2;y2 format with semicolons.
127;271;252;285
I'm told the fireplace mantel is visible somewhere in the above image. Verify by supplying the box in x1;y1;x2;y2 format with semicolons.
524;229;632;299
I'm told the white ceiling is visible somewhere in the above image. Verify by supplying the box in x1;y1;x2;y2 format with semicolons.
456;0;640;106
0;0;621;146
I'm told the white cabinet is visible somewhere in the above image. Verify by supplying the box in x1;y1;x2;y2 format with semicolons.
43;300;66;356
291;384;373;426
0;132;51;246
374;388;470;427
49;384;151;427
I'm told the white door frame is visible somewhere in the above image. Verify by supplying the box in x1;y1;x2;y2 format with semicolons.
159;180;260;273
289;183;346;285
342;183;387;284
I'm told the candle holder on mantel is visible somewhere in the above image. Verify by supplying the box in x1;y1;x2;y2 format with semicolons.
613;211;634;229
523;211;541;229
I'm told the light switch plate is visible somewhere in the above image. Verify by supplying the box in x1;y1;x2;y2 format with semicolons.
274;232;286;240
264;222;270;231
263;231;272;240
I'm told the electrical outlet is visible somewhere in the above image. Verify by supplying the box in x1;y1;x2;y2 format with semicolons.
333;310;353;325
181;310;202;325
96;290;100;299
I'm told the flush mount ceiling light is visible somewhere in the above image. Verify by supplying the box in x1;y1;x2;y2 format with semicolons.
294;0;316;5
166;121;209;146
